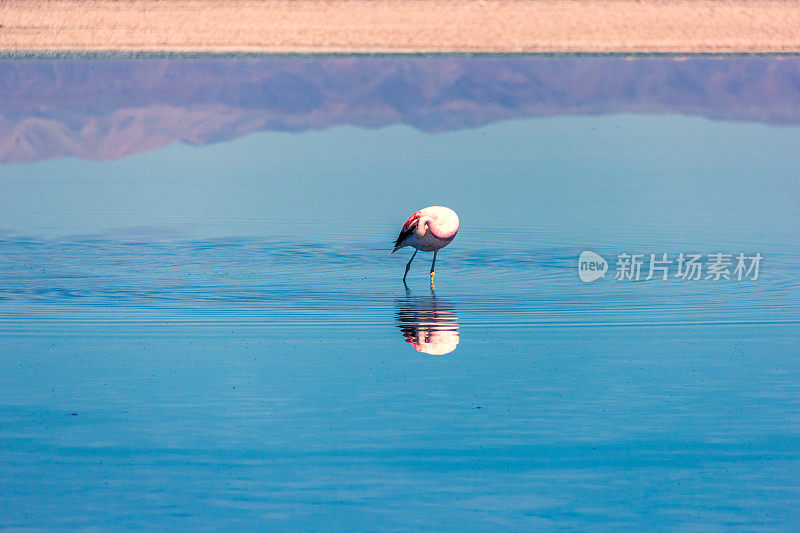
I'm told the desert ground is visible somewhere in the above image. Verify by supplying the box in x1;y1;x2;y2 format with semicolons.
0;0;799;54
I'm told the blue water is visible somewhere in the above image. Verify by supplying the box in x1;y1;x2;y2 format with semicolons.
0;56;799;529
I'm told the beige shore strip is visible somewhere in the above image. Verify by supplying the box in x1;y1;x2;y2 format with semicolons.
1;0;799;54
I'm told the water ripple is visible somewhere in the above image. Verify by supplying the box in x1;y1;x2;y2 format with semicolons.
0;234;796;330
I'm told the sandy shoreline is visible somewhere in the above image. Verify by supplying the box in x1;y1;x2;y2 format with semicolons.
1;0;799;54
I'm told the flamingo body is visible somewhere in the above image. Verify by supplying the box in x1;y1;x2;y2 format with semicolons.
391;206;459;253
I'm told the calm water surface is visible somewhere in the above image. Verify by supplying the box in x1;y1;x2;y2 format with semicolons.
0;56;798;529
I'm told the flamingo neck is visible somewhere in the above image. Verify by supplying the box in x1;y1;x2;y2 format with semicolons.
416;216;433;238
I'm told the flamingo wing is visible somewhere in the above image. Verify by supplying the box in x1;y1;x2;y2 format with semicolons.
393;211;420;248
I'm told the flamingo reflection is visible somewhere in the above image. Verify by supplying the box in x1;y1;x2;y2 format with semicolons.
395;291;459;355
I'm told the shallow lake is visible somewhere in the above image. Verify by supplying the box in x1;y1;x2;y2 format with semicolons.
0;56;798;529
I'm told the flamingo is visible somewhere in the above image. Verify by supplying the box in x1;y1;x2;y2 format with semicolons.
390;206;459;287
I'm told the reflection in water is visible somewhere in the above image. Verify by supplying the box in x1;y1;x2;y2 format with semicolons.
395;291;459;355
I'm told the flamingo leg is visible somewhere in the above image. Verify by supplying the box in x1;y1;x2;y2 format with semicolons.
403;249;417;283
430;251;437;288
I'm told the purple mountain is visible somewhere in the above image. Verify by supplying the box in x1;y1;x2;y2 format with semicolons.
1;56;798;163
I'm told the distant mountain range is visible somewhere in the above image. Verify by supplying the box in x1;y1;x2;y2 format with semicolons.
1;57;798;163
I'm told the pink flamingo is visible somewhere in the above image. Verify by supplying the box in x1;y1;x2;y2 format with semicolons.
390;206;459;286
